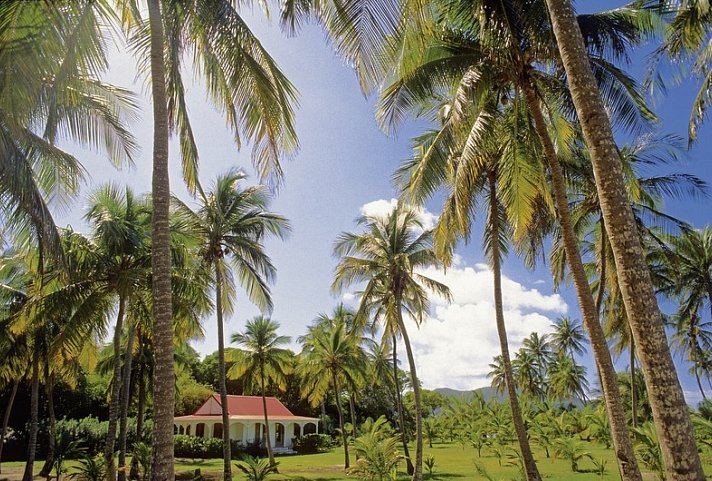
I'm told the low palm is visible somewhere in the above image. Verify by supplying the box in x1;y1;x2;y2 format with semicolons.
229;316;292;469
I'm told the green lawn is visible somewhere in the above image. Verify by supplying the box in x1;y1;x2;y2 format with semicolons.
5;441;712;481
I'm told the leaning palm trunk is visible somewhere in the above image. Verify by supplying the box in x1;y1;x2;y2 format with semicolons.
487;172;542;481
106;295;127;481
331;373;350;469
39;370;56;478
21;349;39;481
118;324;137;481
215;267;232;481
395;308;422;481
544;2;705;479
260;372;277;469
630;334;638;428
522;82;642;481
0;380;19;473
147;1;175;481
392;338;414;475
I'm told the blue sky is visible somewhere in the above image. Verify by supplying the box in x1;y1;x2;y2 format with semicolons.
55;1;712;402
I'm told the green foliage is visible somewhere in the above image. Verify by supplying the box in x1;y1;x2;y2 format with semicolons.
347;417;402;481
591;458;608;478
291;434;334;454
53;431;86;481
132;442;152;481
424;454;436;478
173;435;264;459
70;455;106;481
633;423;665;481
235;456;279;481
552;437;592;473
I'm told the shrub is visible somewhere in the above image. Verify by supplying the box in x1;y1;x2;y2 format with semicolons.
235;456;278;481
173;435;266;459
291;434;333;454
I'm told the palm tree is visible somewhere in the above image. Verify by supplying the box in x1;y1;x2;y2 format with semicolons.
332;204;451;481
84;184;151;481
551;317;587;361
124;0;299;476
548;355;589;403
229;316;292;469
174;170;288;480
0;0;138;258
544;1;706;478
298;320;366;469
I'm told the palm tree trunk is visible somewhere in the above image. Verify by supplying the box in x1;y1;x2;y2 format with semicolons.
260;370;277;469
0;380;19;474
487;172;542;481
214;266;232;481
393;337;414;475
118;323;137;481
395;307;422;481
522;81;642;481
129;358;146;481
105;295;127;481
695;369;706;401
39;370;55;478
22;348;39;481
331;372;349;469
147;2;175;481
349;394;357;431
544;2;705;479
630;333;638;428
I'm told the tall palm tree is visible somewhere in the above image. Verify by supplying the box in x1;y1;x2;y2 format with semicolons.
84;184;151;481
174;170;288;480
229;316;292;469
548;355;589;403
122;1;300;477
544;1;706;478
551;317;587;361
660;227;712;400
297;320;366;469
332;204;451;481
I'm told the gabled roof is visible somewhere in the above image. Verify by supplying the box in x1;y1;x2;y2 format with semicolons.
193;394;295;417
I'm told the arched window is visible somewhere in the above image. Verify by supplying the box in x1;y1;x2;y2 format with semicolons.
213;423;223;439
196;423;206;438
303;422;316;435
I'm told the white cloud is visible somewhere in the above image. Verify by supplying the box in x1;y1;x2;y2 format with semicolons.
359;198;437;230
398;262;567;391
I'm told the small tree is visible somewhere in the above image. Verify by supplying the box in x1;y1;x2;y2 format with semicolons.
347;417;403;481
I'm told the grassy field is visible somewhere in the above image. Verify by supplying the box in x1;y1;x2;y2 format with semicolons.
4;441;712;481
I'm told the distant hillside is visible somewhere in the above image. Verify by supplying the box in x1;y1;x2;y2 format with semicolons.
434;386;506;402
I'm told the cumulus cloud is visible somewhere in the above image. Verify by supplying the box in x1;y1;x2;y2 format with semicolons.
359;198;437;230
400;263;568;391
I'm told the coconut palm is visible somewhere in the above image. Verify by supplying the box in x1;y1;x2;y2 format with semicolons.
551;318;587;361
84;184;151;481
297;320;366;469
332;204;451;481
122;0;299;476
0;1;138;258
228;316;292;469
544;1;705;477
173;170;288;480
548;355;589;403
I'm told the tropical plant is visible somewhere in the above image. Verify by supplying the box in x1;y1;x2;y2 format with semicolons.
175;170;289;477
297;320;366;469
229;316;293;469
551;317;587;360
544;1;705;477
553;437;592;473
71;455;107;481
632;423;665;481
235;456;278;481
126;0;299;476
347;416;402;481
332;203;451;480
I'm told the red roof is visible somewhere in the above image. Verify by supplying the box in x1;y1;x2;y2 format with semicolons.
193;394;295;417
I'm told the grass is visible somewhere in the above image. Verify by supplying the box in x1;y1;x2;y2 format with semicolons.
5;440;712;481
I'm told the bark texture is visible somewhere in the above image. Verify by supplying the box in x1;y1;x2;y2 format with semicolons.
392;338;414;475
21;350;39;481
260;372;277;469
39;371;55;478
544;1;705;479
332;373;350;469
147;2;175;481
105;296;126;481
118;324;137;481
215;267;232;481
523;82;642;481
488;172;542;481
395;310;422;481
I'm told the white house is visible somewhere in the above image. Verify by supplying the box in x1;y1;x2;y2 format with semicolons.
174;394;319;452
